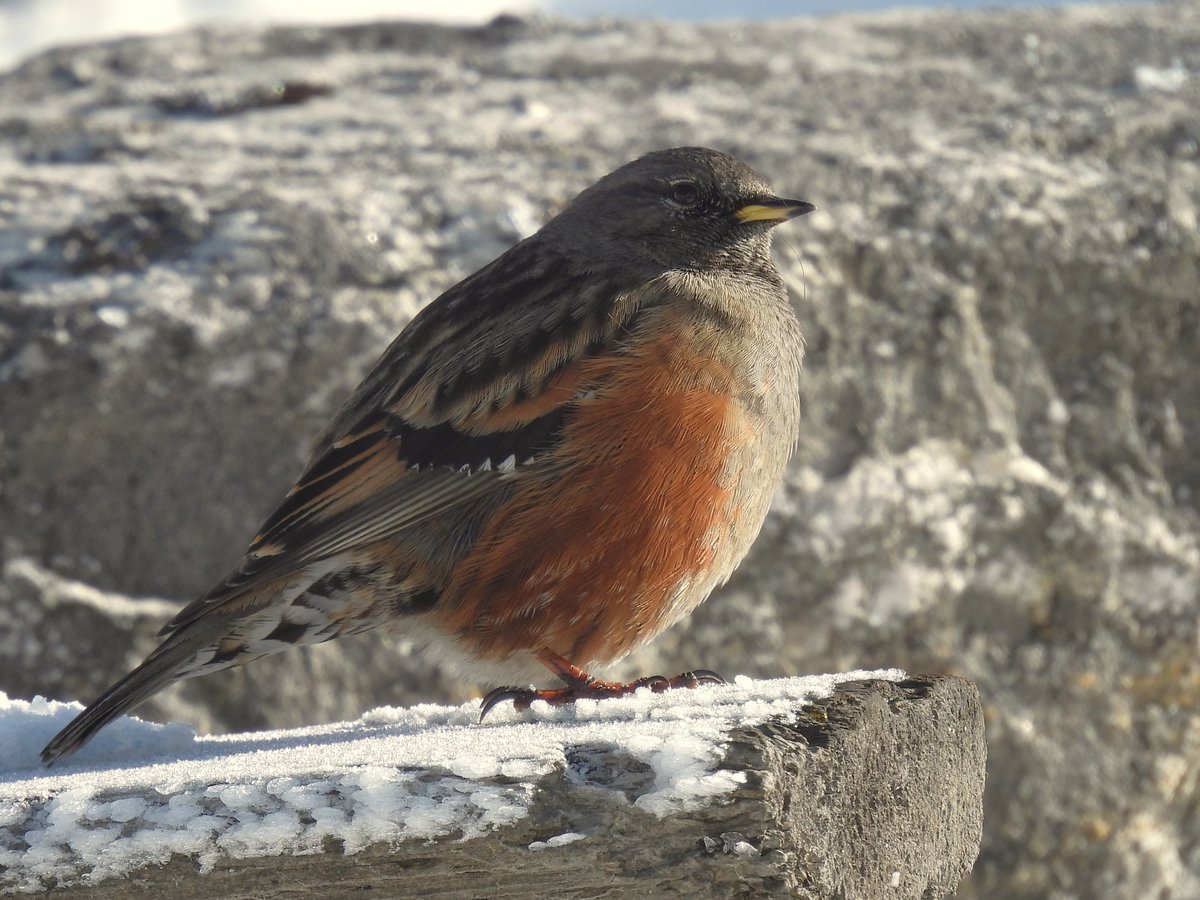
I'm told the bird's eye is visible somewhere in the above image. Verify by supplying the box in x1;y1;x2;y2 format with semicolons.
668;181;701;207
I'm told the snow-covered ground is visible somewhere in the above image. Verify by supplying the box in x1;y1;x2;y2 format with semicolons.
0;670;902;892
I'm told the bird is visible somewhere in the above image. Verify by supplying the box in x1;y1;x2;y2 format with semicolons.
41;146;814;765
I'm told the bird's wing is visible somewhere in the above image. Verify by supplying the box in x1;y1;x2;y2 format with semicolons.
160;239;650;636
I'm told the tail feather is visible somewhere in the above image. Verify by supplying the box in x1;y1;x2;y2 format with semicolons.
40;640;198;766
40;558;400;766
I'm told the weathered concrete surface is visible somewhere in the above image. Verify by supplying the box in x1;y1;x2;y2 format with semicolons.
0;6;1197;898
37;677;984;900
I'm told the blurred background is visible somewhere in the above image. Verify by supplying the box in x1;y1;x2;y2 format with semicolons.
0;0;1141;71
0;1;1196;898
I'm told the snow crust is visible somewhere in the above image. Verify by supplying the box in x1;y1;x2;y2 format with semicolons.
1;671;902;891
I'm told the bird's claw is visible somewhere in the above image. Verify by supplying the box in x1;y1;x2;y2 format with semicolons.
478;668;726;722
678;669;726;687
479;686;538;721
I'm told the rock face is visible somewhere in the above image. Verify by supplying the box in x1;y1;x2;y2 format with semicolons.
0;6;1197;898
22;676;985;900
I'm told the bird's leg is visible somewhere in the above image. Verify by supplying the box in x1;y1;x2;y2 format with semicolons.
478;648;725;721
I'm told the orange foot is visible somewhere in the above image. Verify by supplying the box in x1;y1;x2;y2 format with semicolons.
478;648;724;722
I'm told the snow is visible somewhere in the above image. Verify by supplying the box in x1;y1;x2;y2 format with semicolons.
528;831;586;850
1133;61;1190;94
0;671;903;892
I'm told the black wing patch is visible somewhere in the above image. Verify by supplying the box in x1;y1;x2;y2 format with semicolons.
389;406;568;473
161;401;572;637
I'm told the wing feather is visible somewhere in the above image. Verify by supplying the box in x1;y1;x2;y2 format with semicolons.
161;242;655;637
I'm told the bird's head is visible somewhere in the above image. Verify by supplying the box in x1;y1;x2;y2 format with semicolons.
552;146;814;275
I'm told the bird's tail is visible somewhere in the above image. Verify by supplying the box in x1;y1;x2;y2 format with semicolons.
40;635;202;766
41;559;373;765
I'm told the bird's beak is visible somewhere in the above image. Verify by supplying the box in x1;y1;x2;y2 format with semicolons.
735;197;816;224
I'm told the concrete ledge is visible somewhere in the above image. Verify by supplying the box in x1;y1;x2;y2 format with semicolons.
11;675;984;899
